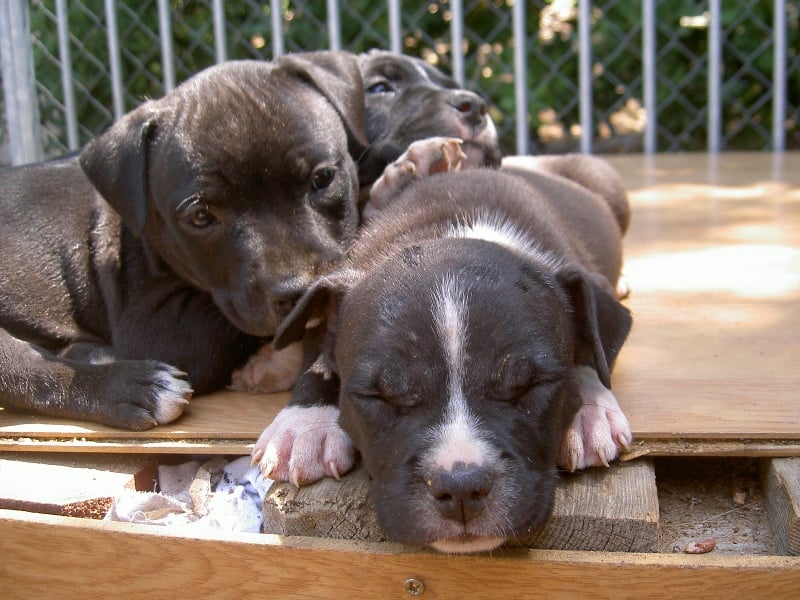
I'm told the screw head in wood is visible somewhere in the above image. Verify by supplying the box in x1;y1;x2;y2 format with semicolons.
403;577;425;596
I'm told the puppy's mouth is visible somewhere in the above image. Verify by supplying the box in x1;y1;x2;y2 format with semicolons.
215;294;296;338
429;534;506;554
455;120;502;168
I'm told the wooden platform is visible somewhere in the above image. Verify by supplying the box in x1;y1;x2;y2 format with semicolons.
2;152;798;457
1;153;799;596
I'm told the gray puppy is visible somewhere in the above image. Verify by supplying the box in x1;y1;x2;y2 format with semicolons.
0;52;366;429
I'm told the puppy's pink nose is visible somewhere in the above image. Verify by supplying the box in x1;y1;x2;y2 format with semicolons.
428;463;494;524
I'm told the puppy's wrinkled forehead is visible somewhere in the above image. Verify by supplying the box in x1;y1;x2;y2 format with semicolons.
365;54;459;90
158;79;346;195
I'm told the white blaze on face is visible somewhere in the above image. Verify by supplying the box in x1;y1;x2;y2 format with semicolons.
428;276;496;470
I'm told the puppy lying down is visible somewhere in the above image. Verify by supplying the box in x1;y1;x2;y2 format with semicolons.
253;140;633;553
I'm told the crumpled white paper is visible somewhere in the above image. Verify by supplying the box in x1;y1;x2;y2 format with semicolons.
105;456;272;533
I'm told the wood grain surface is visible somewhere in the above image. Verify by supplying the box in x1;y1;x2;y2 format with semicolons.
1;152;798;453
2;509;799;599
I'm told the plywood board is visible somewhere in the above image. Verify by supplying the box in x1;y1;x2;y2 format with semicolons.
604;153;800;440
1;153;798;455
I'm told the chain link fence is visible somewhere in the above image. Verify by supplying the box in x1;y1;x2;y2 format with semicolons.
1;0;798;165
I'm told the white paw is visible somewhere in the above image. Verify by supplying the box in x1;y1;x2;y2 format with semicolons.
152;366;193;424
365;136;466;220
229;342;303;393
251;405;355;487
558;366;632;471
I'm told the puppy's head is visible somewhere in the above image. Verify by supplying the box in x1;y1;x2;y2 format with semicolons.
80;53;367;337
356;50;502;185
276;237;631;553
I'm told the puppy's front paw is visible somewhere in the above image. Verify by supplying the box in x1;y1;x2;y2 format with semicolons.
365;137;466;220
97;361;192;430
251;405;355;487
558;366;632;472
229;342;303;393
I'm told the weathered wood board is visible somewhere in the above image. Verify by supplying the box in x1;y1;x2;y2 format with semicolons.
764;457;800;556
264;459;659;552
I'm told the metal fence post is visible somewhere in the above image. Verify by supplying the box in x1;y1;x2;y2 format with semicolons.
707;0;721;153
327;0;341;51
157;0;176;92
388;0;401;54
513;0;528;155
55;0;78;150
773;0;787;152
642;0;656;155
0;0;42;165
578;0;593;154
104;0;125;121
450;0;464;86
270;0;284;57
213;0;227;62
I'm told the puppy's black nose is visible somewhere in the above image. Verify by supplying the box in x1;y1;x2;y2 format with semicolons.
270;284;304;318
428;463;493;524
449;91;489;127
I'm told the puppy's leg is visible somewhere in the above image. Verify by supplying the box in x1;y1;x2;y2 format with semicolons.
364;136;466;220
0;329;191;430
558;365;632;471
228;341;303;393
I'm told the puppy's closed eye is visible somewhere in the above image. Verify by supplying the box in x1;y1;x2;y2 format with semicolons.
491;354;561;403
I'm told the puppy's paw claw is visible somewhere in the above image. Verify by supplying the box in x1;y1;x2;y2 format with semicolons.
252;405;355;487
365;137;465;221
558;366;632;471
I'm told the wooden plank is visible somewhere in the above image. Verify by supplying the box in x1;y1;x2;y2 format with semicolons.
264;459;658;552
2;510;799;599
0;389;288;439
0;453;153;518
764;458;800;555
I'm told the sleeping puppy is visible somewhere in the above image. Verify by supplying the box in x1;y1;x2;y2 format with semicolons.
0;52;366;429
253;140;633;553
230;50;503;391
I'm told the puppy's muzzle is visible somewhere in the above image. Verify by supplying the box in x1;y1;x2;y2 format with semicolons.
428;462;494;524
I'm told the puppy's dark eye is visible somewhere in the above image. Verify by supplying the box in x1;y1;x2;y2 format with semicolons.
184;206;217;229
366;80;395;94
311;167;336;191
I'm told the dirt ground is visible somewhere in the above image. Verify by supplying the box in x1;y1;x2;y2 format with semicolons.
655;457;779;555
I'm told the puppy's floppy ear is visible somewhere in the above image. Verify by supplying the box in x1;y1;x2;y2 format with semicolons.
275;51;368;158
557;270;632;389
80;103;158;236
273;268;363;351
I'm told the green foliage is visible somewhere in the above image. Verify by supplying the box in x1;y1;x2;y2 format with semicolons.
22;0;799;157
